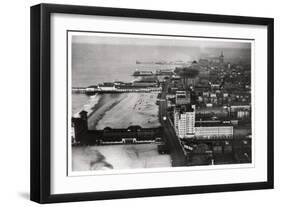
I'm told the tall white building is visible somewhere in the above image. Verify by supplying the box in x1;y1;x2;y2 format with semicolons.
174;105;195;139
174;104;234;139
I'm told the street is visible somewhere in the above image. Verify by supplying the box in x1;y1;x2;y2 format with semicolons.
159;82;186;167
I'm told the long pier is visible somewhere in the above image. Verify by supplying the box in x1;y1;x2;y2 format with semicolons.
72;87;162;94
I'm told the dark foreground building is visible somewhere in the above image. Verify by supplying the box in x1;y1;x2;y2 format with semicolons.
72;111;163;145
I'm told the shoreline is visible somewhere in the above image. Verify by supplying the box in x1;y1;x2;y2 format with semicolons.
85;92;160;130
87;93;127;130
96;93;160;130
73;94;100;118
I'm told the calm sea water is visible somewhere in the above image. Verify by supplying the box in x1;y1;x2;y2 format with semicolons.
71;43;178;114
71;43;182;87
71;62;176;114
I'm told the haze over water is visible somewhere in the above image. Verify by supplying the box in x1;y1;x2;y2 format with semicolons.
71;34;251;113
72;35;251;87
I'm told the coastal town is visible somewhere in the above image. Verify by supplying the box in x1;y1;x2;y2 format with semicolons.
71;51;252;171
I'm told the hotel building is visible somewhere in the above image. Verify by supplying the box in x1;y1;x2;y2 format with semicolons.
174;104;233;139
195;123;233;138
174;105;195;138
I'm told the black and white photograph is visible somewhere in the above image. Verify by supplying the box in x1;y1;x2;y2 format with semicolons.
29;3;274;203
70;32;252;173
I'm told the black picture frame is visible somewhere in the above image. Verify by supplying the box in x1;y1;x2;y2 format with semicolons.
30;3;274;204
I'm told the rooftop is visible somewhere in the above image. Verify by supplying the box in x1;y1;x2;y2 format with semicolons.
195;121;232;127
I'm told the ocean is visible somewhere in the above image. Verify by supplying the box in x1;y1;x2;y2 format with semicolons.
71;43;179;114
71;61;175;115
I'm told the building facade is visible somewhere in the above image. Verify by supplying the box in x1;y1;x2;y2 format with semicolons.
72;110;88;142
194;125;233;138
173;103;234;139
174;105;195;138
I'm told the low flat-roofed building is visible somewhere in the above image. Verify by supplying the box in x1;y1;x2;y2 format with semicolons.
133;70;153;76
156;69;174;76
85;85;100;92
195;121;233;138
132;81;158;87
98;82;116;91
133;76;159;87
230;104;251;112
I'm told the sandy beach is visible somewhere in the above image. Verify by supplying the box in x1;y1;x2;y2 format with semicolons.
88;93;160;130
87;93;125;129
72;144;171;171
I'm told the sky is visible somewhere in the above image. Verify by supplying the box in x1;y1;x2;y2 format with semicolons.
71;32;252;62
